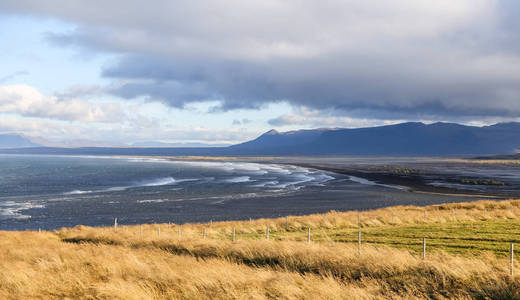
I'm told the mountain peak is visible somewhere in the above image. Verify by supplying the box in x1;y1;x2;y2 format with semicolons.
264;129;280;135
0;133;41;149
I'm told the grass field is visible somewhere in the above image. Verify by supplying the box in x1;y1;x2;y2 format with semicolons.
2;199;520;299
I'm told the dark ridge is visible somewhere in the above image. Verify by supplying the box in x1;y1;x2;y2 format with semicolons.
2;122;520;156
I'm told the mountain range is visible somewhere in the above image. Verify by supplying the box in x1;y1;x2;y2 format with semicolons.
2;122;520;156
228;122;520;155
131;141;230;148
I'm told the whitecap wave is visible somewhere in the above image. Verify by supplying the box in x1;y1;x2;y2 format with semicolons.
142;177;177;186
251;180;279;187
66;176;196;195
137;199;169;203
51;159;337;203
64;190;92;195
223;176;252;183
124;159;335;191
104;186;128;192
0;201;44;219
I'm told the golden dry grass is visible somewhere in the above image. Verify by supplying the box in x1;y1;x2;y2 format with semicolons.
3;199;520;299
446;158;520;165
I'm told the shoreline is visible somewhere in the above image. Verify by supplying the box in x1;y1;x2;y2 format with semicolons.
127;155;512;199
281;162;510;199
125;154;513;199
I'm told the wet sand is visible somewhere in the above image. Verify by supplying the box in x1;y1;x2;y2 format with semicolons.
264;156;519;198
292;163;503;197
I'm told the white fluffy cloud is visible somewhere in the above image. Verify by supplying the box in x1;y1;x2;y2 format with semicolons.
0;114;257;145
0;84;124;122
0;83;264;144
268;107;404;128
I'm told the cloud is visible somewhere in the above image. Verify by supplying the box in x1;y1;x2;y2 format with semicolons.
0;83;262;144
53;84;103;100
0;84;125;122
268;114;306;127
232;118;252;126
0;71;29;83
3;1;520;121
0;114;259;145
268;107;403;128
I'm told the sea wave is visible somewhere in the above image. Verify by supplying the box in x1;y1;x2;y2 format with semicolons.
0;201;44;219
142;177;177;186
64;190;93;195
136;199;170;203
122;159;336;190
251;180;279;187
64;176;195;195
223;176;252;183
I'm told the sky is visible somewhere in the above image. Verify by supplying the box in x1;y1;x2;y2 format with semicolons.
1;1;520;146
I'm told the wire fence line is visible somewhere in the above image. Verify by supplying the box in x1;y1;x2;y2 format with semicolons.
31;207;518;275
106;213;519;265
103;217;518;277
30;210;520;276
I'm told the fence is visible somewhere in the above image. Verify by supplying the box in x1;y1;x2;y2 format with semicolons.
30;206;520;277
101;209;519;276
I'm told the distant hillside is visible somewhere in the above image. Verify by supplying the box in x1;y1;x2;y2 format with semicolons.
473;153;520;160
132;141;229;148
0;134;41;149
2;122;520;155
229;129;332;152
228;122;520;155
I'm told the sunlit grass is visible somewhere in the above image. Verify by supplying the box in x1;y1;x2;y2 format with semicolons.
2;199;520;299
97;199;520;257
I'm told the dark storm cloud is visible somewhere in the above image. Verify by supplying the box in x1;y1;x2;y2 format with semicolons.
3;0;520;120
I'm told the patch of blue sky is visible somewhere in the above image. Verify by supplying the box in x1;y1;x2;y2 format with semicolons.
0;14;110;93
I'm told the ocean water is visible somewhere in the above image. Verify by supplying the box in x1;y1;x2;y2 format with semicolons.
0;155;489;230
0;155;338;229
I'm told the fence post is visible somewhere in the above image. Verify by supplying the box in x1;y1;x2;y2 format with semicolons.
358;211;361;227
358;231;361;256
38;227;41;234
210;219;212;228
249;217;252;224
158;227;160;236
203;227;206;240
168;222;171;229
511;243;515;277
392;211;395;223
114;217;118;232
232;227;236;242
178;226;181;238
423;237;426;260
307;228;311;245
266;227;270;240
424;210;426;222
